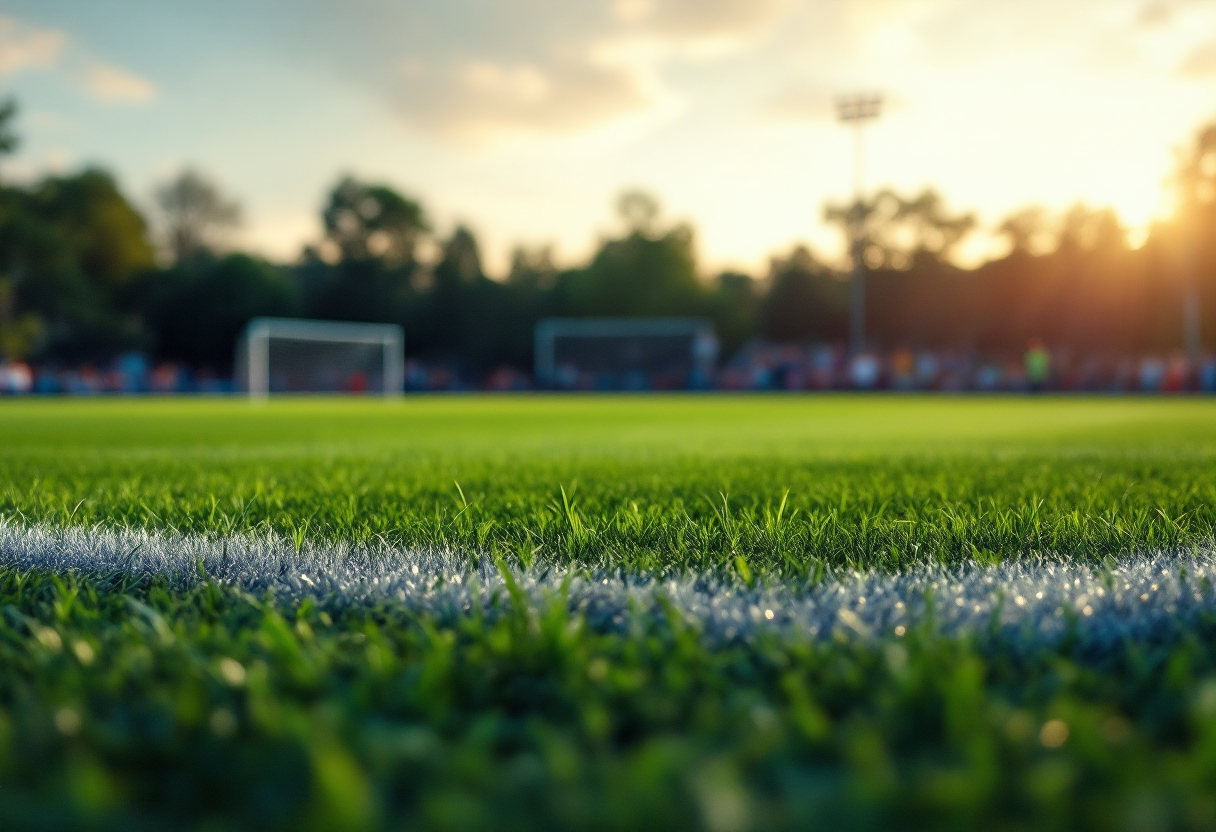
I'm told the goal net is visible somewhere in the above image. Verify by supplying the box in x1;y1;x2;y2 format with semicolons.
235;318;404;397
535;317;719;390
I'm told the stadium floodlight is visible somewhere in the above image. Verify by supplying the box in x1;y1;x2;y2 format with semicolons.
534;317;719;390
236;317;404;398
836;92;883;356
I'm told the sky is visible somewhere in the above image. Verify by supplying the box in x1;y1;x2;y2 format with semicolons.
0;0;1214;275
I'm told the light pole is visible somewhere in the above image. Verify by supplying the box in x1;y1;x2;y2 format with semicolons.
1184;233;1201;360
836;93;883;356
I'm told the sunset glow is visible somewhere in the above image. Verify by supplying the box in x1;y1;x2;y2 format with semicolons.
0;0;1213;273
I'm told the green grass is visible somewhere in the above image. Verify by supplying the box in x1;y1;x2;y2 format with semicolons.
4;394;1216;831
3;395;1216;573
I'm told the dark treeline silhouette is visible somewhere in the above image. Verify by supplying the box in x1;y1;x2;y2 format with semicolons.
1;94;1214;377
765;184;1210;358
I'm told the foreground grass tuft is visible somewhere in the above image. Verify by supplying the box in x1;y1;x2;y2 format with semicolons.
4;568;1216;831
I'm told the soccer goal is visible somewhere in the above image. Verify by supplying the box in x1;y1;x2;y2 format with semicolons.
235;318;404;398
534;317;719;390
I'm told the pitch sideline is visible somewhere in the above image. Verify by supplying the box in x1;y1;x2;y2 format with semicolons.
1;520;1213;651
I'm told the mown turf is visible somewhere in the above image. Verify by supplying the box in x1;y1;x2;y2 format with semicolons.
3;395;1216;573
3;394;1216;831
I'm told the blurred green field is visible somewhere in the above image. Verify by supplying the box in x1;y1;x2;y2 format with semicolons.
3;395;1216;572
5;394;1216;831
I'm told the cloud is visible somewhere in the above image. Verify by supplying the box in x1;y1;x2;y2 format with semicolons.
751;0;1203;114
0;15;65;78
1178;42;1216;77
0;14;155;105
283;0;790;142
616;0;787;43
395;0;787;140
393;55;651;140
82;62;157;103
1137;1;1174;26
760;84;836;121
280;0;1190;144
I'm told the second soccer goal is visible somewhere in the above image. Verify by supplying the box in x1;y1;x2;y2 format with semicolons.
534;317;718;390
235;318;404;397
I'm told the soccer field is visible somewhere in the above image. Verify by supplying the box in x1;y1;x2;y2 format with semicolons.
3;395;1216;830
5;394;1216;568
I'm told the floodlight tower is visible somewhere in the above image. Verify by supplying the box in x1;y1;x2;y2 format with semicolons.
1184;235;1201;360
836;93;883;356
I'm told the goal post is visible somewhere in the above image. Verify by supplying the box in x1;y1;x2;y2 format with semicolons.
534;317;719;390
236;318;404;398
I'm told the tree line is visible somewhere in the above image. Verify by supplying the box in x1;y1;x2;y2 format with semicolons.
1;97;1213;374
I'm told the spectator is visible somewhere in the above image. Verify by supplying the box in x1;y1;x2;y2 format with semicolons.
1025;339;1050;392
1139;358;1166;393
1201;359;1216;393
850;354;880;389
0;361;32;394
890;348;915;390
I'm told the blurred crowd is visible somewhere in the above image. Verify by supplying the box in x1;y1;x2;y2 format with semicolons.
718;343;1216;393
5;344;1216;395
0;354;235;396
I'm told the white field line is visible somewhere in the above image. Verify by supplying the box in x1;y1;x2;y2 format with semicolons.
2;521;1216;650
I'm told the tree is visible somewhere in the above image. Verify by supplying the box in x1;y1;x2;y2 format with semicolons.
156;169;241;265
424;226;485;358
298;178;431;345
997;207;1053;256
433;226;483;287
1165;122;1216;352
0;99;18;159
1058;204;1125;254
1173;123;1216;225
825;188;975;270
708;271;760;357
897;190;976;261
0;275;42;360
35;169;155;288
559;193;704;318
506;245;556;290
322;177;428;265
617;189;661;236
0;166;156;360
760;247;845;342
145;254;299;368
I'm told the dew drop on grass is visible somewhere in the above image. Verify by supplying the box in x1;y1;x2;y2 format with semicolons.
219;658;246;687
54;708;80;736
1040;719;1069;748
210;708;237;738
